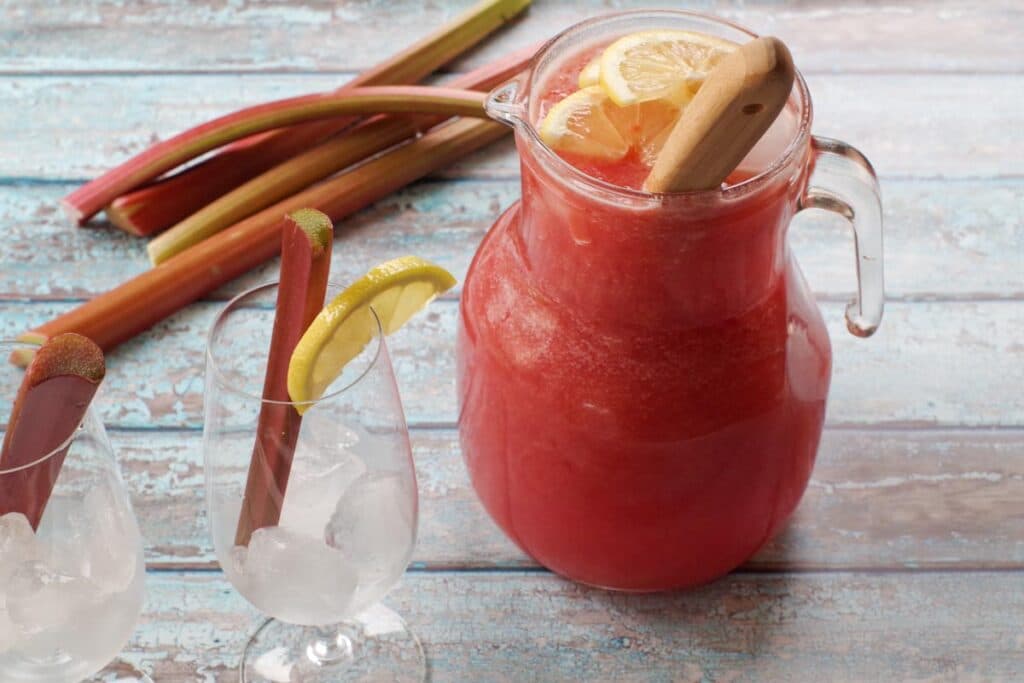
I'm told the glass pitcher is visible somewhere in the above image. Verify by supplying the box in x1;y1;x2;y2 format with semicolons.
456;10;883;591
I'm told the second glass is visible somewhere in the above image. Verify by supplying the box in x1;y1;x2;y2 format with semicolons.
0;342;146;683
203;282;424;682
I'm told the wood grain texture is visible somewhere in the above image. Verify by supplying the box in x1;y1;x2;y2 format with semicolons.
1;178;1021;301
1;74;1023;181
1;300;1022;429
120;571;1024;682
2;1;1023;676
116;428;1024;572
1;1;1020;74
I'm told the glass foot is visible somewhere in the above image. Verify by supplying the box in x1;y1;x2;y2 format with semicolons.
241;605;426;683
85;660;154;682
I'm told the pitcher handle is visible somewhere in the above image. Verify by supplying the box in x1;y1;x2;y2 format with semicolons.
799;136;885;337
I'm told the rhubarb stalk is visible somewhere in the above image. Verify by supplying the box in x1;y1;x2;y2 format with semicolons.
58;87;485;222
0;333;105;529
148;44;538;265
235;210;332;546
18;118;507;359
77;0;532;233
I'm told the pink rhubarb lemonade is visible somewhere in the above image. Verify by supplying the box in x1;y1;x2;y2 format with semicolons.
457;12;883;591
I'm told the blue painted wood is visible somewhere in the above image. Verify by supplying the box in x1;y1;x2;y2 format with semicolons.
1;75;1023;181
2;300;1022;429
1;178;1021;301
115;428;1024;571
1;1;1020;73
1;0;1023;677
120;571;1024;681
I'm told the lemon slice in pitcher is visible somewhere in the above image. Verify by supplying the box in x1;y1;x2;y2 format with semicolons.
599;30;737;106
577;56;602;88
287;256;456;411
539;86;682;163
538;86;631;161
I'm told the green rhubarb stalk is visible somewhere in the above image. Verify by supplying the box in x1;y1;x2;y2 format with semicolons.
0;334;105;529
147;44;538;265
71;0;533;231
17;118;508;361
235;210;333;546
60;87;486;225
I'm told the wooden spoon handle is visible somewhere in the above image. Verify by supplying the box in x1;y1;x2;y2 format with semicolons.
643;36;796;193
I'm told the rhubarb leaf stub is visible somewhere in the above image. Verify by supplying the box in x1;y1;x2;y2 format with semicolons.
0;332;106;529
2;332;105;458
287;208;334;255
24;333;106;386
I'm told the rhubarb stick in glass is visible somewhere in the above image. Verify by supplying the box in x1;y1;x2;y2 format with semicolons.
235;209;333;546
0;333;105;529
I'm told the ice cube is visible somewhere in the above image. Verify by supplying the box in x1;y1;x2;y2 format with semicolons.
6;561;103;636
278;449;366;536
57;575;145;665
35;495;92;578
229;544;248;576
0;512;40;584
81;485;140;592
324;472;415;602
233;526;358;626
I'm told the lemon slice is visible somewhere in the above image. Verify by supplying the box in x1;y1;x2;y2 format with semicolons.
288;256;456;411
577;55;601;88
599;30;737;106
603;97;681;165
539;86;682;163
538;86;630;161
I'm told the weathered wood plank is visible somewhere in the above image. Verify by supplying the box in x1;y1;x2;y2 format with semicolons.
436;70;1024;181
118;428;1024;572
119;571;1024;682
1;178;1022;301
1;300;1022;429
2;1;1020;74
1;74;1022;181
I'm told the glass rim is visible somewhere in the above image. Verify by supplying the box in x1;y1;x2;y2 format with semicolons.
0;340;86;476
205;281;385;408
514;8;813;202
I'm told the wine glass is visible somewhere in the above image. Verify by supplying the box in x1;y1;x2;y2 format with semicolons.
203;282;425;682
0;341;149;683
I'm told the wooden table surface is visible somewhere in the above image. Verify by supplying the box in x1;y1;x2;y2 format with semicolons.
2;1;1023;680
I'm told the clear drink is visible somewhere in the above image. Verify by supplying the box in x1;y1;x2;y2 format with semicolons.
204;282;424;682
208;421;416;625
0;344;145;683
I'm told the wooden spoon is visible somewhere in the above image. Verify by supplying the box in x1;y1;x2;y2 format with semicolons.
643;36;796;193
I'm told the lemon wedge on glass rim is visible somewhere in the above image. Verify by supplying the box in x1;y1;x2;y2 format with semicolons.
287;256;456;412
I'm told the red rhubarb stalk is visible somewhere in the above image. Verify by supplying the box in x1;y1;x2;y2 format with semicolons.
17;118;508;360
147;44;539;265
0;333;105;529
79;0;533;233
60;87;486;223
235;210;332;546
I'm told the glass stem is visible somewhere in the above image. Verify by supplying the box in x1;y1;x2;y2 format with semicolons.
306;624;357;667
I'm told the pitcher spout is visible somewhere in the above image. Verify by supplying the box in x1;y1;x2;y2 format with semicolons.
485;76;528;126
